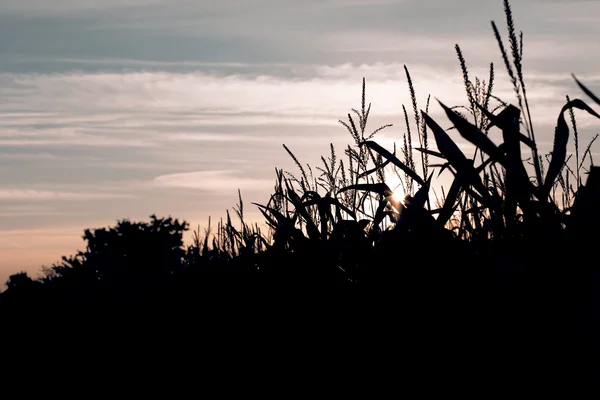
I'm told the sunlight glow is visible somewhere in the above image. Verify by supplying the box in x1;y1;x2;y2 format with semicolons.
383;172;405;205
392;185;404;203
391;186;404;204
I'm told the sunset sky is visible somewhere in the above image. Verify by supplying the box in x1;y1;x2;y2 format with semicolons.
1;0;599;285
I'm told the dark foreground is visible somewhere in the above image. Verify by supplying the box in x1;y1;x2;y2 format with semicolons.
1;236;598;399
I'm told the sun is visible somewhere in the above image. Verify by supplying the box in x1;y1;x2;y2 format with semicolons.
391;186;404;204
384;173;405;205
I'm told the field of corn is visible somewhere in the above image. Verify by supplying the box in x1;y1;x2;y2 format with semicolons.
1;1;599;394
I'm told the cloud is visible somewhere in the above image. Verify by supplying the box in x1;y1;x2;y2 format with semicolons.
0;136;158;148
153;170;274;192
0;65;595;203
0;152;60;160
0;0;165;14
0;65;595;182
0;204;60;218
54;58;292;70
1;66;586;130
162;133;264;143
0;189;135;200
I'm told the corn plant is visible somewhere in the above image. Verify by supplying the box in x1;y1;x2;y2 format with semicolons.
343;0;600;244
187;0;600;284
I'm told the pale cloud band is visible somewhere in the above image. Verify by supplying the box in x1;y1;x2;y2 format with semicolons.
0;189;135;200
154;170;274;191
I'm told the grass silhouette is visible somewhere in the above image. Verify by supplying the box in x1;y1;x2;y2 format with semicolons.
1;1;599;396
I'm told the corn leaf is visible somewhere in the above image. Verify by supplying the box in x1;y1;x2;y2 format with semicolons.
572;74;600;107
415;147;445;160
411;173;433;209
360;141;426;186
253;203;306;242
438;100;506;164
478;103;536;150
303;197;356;220
357;158;392;180
544;99;600;197
338;182;393;197
283;179;321;240
422;111;491;202
437;178;462;226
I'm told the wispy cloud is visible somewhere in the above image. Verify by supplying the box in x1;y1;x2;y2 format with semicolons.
0;204;60;218
0;0;166;14
153;170;273;192
0;189;135;200
55;57;293;70
1;66;588;135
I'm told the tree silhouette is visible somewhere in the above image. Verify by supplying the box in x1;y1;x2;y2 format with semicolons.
30;215;190;307
5;271;38;290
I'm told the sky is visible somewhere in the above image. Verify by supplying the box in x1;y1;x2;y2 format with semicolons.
1;0;599;285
